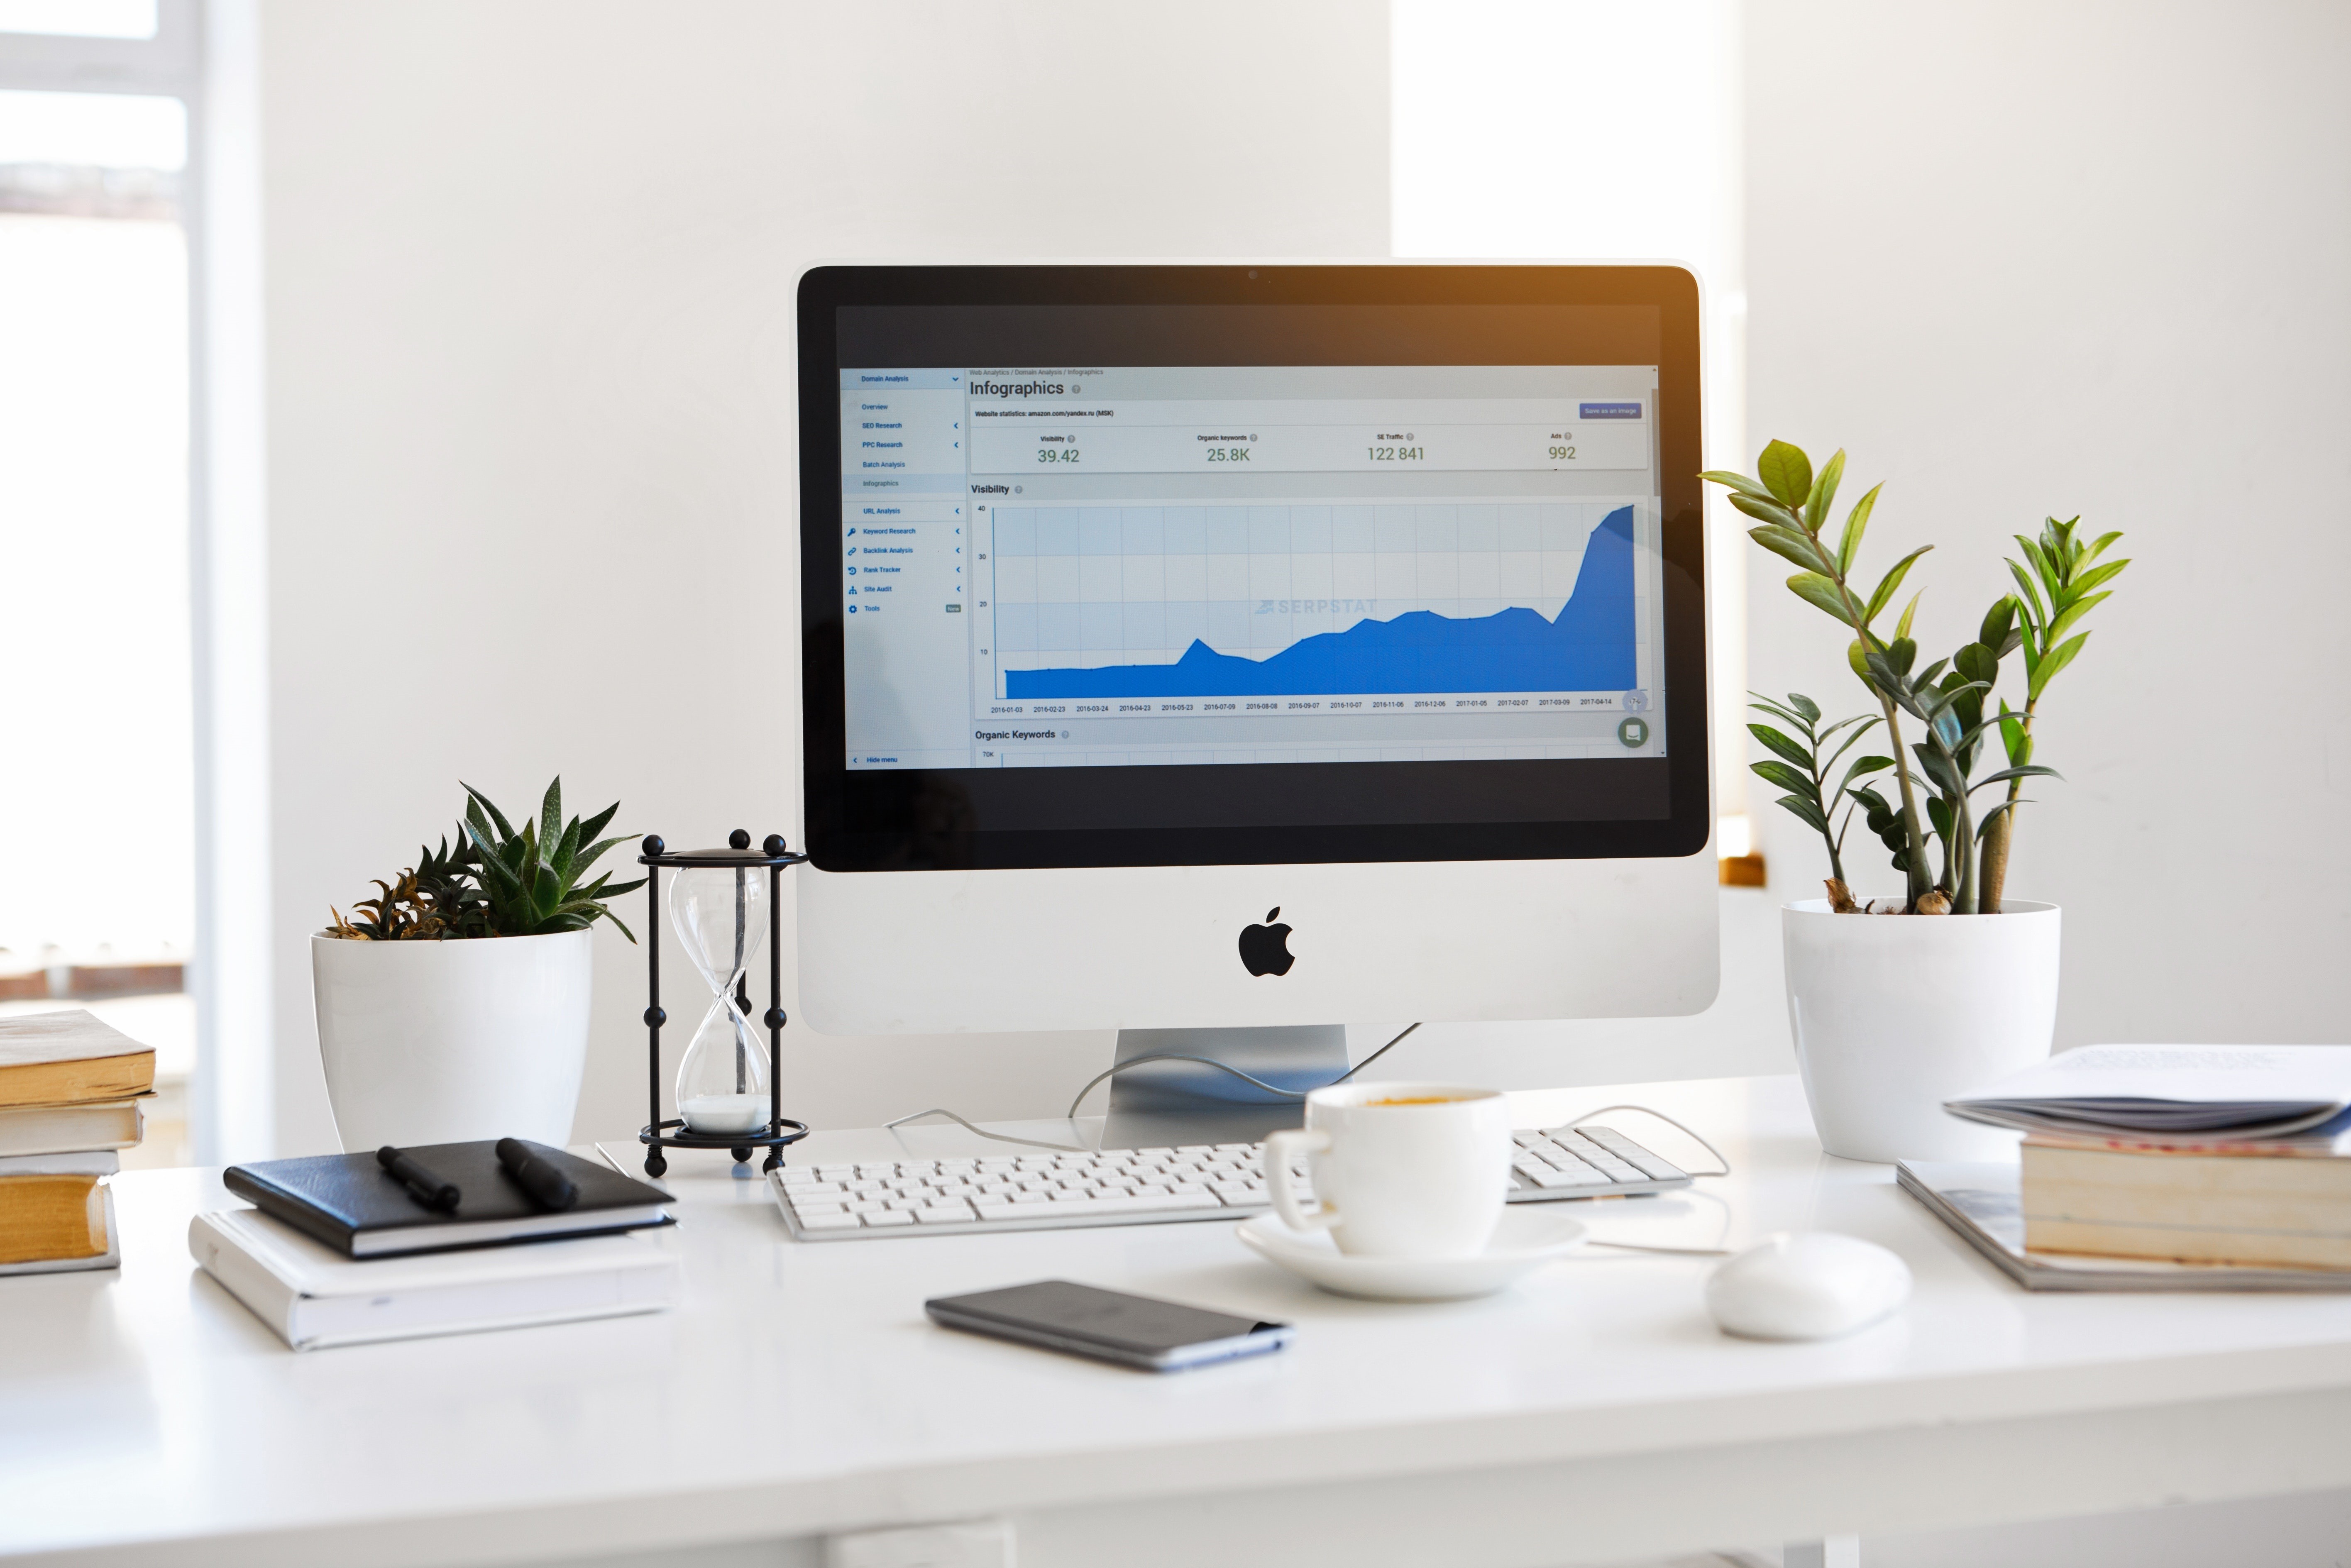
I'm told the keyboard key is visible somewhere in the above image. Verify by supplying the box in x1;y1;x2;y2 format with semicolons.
800;1212;862;1230
864;1209;914;1227
1584;1129;1688;1180
918;1202;975;1224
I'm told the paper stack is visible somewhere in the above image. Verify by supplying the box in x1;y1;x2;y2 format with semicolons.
1944;1045;2351;1274
0;1010;154;1277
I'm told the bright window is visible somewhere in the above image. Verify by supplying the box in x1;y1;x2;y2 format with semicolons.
0;74;195;1160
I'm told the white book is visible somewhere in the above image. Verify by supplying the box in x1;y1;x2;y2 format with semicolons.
0;1148;120;1176
0;1099;144;1157
1947;1045;2351;1143
0;1185;118;1276
189;1207;680;1351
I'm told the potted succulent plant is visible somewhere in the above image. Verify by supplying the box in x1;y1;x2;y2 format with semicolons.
313;779;643;1152
1703;443;2126;1161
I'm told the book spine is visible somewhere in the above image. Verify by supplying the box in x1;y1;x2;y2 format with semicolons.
187;1214;303;1349
221;1167;359;1256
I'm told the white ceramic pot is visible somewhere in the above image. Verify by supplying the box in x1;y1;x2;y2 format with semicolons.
313;929;593;1152
1782;899;2060;1163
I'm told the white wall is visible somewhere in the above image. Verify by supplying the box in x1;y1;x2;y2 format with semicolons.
259;0;1393;1154
1392;0;1748;823
1743;1;2351;1043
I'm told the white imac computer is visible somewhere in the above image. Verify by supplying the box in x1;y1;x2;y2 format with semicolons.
796;265;1716;1146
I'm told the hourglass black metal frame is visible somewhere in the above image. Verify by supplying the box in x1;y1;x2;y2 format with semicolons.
636;830;810;1177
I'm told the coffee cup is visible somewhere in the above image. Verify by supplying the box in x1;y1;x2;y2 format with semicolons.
1262;1082;1512;1258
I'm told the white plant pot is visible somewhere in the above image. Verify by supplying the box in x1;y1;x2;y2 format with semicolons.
313;929;593;1152
1782;899;2060;1163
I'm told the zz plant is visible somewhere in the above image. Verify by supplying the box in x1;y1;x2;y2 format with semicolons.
327;777;645;940
1706;443;2125;914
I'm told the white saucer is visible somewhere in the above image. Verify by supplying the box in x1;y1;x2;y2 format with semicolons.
1236;1208;1588;1301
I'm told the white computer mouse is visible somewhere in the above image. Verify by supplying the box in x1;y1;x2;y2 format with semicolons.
1706;1231;1912;1341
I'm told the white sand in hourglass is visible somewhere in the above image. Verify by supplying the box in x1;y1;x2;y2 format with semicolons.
668;860;775;1136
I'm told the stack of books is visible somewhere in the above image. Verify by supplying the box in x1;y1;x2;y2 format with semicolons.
0;1010;153;1277
1914;1045;2351;1287
194;1140;681;1350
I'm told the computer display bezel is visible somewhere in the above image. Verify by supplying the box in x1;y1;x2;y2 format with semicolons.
798;264;1710;872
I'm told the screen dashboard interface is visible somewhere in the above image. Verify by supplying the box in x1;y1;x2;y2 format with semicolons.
839;364;1667;774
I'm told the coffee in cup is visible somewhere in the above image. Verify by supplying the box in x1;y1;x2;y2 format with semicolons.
1262;1082;1512;1259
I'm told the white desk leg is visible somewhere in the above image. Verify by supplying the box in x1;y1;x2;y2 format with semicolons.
1784;1536;1860;1568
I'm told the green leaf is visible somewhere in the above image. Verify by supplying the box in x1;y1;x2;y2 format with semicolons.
2005;558;2050;629
2081;530;2124;566
1757;439;1814;509
2028;631;2089;699
1788;692;1821;725
1787;572;1851;622
1835;753;1894;794
539;778;563;862
1834;482;1882;578
552;816;582;879
1804;448;1845;532
1774;793;1830;834
2065;557;2130;600
1699;469;1775;501
1953;641;1999;689
462;783;516;841
1927;793;1954;839
1863;547;1932;625
2043;588;2111;647
1888;637;1918;677
1748;723;1815;769
1969;764;2062;790
574;836;628;875
1751;759;1821;803
1728;491;1808;532
2017;534;2060;597
576;801;619;846
1847;637;1874;682
531;862;561;918
1893;590;1923;643
1750;523;1833;572
1978;596;2016;654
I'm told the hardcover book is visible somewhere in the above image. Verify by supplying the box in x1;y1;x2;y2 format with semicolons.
223;1141;672;1258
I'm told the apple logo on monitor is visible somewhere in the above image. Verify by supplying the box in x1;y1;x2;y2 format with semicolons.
1238;907;1295;977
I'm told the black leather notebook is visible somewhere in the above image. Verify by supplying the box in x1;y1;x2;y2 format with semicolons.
224;1141;672;1258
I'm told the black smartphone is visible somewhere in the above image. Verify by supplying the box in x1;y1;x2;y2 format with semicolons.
925;1280;1294;1371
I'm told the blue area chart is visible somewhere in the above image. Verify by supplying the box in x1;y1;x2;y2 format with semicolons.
1006;506;1637;700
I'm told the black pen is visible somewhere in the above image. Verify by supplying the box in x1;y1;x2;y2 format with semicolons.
377;1145;461;1213
496;1137;580;1211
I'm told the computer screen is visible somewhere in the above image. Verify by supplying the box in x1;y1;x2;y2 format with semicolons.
799;271;1708;875
841;361;1664;774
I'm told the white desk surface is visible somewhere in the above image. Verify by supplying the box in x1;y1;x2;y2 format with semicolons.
5;1075;2350;1568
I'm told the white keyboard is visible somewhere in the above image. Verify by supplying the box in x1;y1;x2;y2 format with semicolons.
771;1124;1692;1241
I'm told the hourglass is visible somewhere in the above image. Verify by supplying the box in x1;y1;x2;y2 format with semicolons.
671;860;770;1136
636;830;808;1177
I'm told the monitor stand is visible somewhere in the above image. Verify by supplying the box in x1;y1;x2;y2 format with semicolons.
1100;1025;1349;1149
